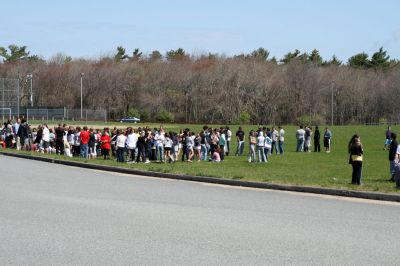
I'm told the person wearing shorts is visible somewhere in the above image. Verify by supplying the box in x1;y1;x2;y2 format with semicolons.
164;133;174;163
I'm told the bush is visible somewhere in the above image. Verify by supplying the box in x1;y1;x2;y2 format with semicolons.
379;117;388;125
127;108;140;118
155;111;174;122
239;111;251;124
139;110;149;122
297;115;311;126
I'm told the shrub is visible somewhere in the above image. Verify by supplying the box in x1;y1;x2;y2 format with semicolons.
127;108;140;118
297;115;311;126
239;111;251;124
155;111;174;122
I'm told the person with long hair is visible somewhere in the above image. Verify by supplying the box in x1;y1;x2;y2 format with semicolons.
349;136;363;185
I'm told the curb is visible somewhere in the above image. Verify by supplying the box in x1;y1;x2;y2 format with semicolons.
1;151;400;203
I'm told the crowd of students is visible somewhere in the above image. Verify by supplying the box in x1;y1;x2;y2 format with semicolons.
0;119;293;164
0;119;331;164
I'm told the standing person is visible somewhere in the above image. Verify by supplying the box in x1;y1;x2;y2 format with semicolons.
100;130;111;160
349;136;363;185
136;130;148;163
225;126;232;156
34;125;43;151
248;130;257;163
172;132;179;162
314;126;321;152
384;126;392;150
67;127;75;154
194;133;201;161
115;129;126;163
278;126;285;155
54;123;65;155
210;129;219;156
295;126;305;152
42;124;50;153
73;127;81;157
200;128;208;161
181;130;188;162
304;126;312;152
395;145;400;188
80;126;90;159
264;132;272;162
388;133;398;182
218;129;226;152
126;127;138;163
164;133;175;163
154;128;165;162
63;134;72;157
186;131;195;162
271;127;278;155
256;131;266;163
13;118;21;150
324;127;332;153
235;126;245;156
17;119;29;151
88;128;96;159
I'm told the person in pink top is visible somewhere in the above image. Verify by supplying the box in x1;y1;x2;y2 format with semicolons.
212;147;221;162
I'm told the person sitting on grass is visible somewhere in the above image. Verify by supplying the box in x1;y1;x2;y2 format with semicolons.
211;146;221;162
0;136;5;149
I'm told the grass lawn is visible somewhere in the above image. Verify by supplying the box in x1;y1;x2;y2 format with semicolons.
3;122;399;193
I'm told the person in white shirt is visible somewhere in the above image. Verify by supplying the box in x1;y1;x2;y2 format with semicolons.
186;131;195;162
225;126;232;156
42;124;50;153
264;133;272;162
271;127;279;155
296;126;306;152
126;127;138;163
256;131;266;162
154;129;165;162
163;133;175;163
278;126;285;155
116;129;127;163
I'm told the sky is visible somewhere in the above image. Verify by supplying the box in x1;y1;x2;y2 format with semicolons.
1;0;399;61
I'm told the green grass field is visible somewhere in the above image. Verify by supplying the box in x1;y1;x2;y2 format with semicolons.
5;122;399;193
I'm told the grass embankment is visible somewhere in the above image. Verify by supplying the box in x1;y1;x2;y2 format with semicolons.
2;124;398;193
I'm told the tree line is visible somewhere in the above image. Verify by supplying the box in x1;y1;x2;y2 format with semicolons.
0;44;399;125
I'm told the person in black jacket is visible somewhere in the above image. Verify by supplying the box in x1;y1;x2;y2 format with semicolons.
314;126;320;152
349;136;363;185
388;133;398;182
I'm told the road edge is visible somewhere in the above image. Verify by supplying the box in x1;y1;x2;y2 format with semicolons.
1;151;399;202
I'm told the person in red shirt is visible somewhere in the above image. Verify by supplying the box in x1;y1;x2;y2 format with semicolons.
80;126;90;158
100;130;111;160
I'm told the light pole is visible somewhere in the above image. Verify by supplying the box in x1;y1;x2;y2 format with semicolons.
27;73;33;107
331;82;334;126
80;73;84;120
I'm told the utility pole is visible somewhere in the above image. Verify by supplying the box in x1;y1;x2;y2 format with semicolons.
27;74;33;107
80;73;84;120
331;82;334;126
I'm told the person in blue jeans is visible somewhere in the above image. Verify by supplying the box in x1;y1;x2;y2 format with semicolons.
235;127;245;156
296;126;305;152
278;126;285;155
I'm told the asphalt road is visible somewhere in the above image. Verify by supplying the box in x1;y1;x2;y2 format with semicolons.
0;155;399;265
